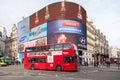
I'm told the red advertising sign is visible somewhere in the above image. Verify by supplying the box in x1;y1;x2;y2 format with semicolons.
62;21;80;28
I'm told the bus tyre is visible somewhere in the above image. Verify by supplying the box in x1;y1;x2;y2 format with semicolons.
31;64;35;70
56;65;62;71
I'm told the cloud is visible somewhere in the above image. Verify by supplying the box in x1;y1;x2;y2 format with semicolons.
0;0;120;47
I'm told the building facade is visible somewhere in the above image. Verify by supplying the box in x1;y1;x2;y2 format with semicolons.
109;46;119;58
81;20;109;65
94;28;109;65
10;24;18;58
82;21;95;64
5;24;18;58
5;36;13;56
0;26;6;56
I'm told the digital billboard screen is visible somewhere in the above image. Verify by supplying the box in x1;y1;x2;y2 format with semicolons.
18;40;36;52
47;19;87;50
18;37;47;52
17;17;30;43
47;19;86;35
35;37;47;46
77;35;87;49
29;23;47;41
17;1;87;50
47;33;77;45
30;2;86;29
47;33;87;49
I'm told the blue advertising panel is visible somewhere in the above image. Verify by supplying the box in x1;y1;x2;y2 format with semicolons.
17;17;30;43
29;23;47;40
18;34;29;43
47;20;86;35
47;19;87;50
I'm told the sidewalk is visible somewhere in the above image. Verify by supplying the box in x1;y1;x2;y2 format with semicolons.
97;65;120;72
80;64;120;72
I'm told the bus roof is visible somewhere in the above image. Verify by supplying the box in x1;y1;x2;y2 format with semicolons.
25;42;74;49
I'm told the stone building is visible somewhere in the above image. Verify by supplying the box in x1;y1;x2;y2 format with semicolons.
82;20;95;64
5;37;12;56
5;24;18;58
109;46;120;58
82;20;109;65
0;26;6;56
10;24;18;58
94;27;109;65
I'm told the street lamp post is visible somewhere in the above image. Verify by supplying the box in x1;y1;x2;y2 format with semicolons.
117;51;120;70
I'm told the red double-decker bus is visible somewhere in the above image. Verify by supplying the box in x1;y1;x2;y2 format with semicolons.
24;42;79;71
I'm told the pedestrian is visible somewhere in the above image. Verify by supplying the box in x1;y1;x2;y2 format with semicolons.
106;58;111;68
94;61;98;67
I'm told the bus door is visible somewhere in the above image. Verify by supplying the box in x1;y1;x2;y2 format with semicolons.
63;56;76;70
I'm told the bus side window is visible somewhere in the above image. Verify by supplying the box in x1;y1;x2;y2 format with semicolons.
64;57;74;63
41;46;46;51
63;44;71;50
49;45;54;50
26;47;37;52
54;44;63;50
28;58;35;63
46;46;50;51
37;47;42;51
35;58;46;63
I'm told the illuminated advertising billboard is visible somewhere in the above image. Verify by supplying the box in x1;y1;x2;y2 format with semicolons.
29;23;47;40
35;37;47;46
47;20;86;35
47;33;87;49
17;1;87;50
17;17;30;43
18;37;47;52
77;35;87;49
47;33;77;44
47;19;87;49
30;2;86;29
18;40;36;53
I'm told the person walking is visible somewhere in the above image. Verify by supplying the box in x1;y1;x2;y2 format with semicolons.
106;58;111;68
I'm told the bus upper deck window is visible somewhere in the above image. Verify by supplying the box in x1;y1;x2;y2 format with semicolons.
63;44;71;50
55;44;63;50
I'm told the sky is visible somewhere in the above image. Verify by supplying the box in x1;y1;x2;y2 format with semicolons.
0;0;120;47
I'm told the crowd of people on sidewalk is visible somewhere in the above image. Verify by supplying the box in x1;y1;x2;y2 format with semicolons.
93;58;111;68
80;58;112;68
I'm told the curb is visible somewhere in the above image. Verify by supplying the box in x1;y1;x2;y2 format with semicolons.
98;68;120;72
80;66;120;72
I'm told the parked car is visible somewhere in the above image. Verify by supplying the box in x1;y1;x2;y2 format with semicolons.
0;61;7;66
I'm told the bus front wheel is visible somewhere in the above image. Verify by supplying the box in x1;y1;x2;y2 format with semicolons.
56;65;62;71
31;64;35;70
